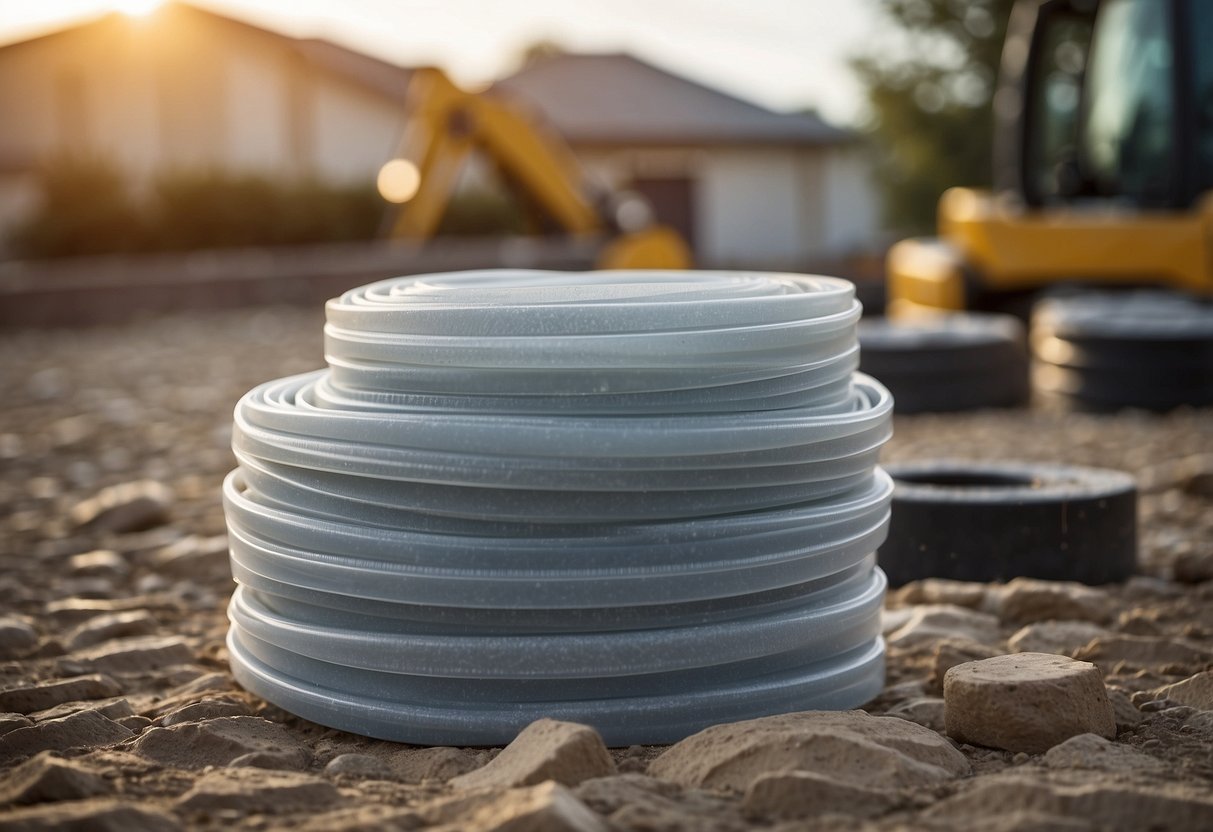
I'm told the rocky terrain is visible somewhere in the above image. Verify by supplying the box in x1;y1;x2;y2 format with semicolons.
2;305;1212;831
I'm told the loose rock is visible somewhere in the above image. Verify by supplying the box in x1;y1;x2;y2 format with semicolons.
158;697;253;726
1007;621;1110;656
1042;733;1164;772
885;604;1002;650
132;716;305;768
67;636;193;674
176;769;340;813
0;752;112;804
891;579;989;609
68;550;129;580
0;617;39;659
0;675;121;714
1153;670;1213;711
435;781;607;832
64;611;158;651
0;709;132;761
1073;635;1213;673
323;753;389;779
451;719;615;790
742;770;898;821
69;480;173;534
994;579;1113;625
929;639;1005;693
649;710;969;792
926;771;1213;832
886;697;946;734
0;799;180;832
944;653;1116;753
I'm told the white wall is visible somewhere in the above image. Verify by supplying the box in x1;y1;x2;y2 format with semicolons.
309;75;404;183
697;149;807;268
575;144;879;270
820;145;880;254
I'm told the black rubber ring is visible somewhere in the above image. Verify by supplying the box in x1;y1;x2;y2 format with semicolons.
877;460;1137;586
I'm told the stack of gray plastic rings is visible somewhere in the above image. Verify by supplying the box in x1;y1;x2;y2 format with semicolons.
224;270;894;745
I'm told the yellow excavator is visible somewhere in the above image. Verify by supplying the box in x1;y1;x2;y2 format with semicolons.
887;0;1213;316
379;67;692;270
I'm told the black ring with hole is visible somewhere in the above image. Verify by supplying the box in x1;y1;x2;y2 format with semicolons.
877;460;1137;586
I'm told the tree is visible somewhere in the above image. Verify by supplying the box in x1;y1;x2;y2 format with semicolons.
853;0;1016;234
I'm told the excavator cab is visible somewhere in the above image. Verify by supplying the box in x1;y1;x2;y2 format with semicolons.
887;0;1213;316
380;67;692;271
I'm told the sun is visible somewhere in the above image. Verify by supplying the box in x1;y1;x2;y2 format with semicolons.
113;0;163;17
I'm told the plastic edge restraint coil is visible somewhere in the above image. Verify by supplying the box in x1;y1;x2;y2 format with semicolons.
223;270;893;745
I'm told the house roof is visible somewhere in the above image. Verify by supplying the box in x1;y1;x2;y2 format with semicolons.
495;53;852;147
0;2;412;102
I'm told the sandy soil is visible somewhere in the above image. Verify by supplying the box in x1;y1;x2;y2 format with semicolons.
2;306;1212;831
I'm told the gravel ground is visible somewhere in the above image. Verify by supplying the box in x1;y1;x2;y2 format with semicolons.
2;305;1213;831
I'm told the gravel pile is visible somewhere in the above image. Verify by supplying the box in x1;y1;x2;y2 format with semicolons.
2;305;1212;831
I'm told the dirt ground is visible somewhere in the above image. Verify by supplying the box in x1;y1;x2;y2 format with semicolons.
2;306;1212;831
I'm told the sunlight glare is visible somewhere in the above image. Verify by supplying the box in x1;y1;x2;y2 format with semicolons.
114;0;163;18
377;159;422;204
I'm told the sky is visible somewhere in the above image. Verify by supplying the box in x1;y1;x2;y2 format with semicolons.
0;0;882;126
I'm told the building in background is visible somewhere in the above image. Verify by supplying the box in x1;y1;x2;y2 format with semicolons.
498;53;878;271
0;1;879;267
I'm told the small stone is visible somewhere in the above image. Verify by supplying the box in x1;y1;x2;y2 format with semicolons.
1007;621;1110;656
892;579;989;609
1153;670;1213;711
0;799;180;832
451;719;615;790
67;636;193;674
0;713;33;735
1172;551;1213;584
0;616;39;659
994;578;1113;625
742;770;898;821
929;639;1004;693
68;549;130;579
176;768;339;813
132;716;306;768
1074;635;1213;673
65;611;158;651
0;675;121;714
70;480;174;534
926;771;1213;831
386;746;485;782
324;753;390;779
649;710;969;792
31;696;133;723
885;604;1002;649
0;709;133;760
43;596;175;627
159;697;253;726
228;749;311;771
150;534;230;577
119;715;152;733
886;697;946;733
1042;733;1164;772
0;751;112;804
944;653;1116;754
440;781;607;832
1105;688;1145;730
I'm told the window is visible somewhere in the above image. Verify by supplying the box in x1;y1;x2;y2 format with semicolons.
1080;0;1176;205
1189;0;1213;193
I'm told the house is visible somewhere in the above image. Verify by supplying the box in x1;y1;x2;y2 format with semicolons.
0;2;410;251
0;2;879;268
497;53;880;270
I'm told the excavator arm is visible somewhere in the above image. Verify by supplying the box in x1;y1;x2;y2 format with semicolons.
387;67;603;239
383;67;692;270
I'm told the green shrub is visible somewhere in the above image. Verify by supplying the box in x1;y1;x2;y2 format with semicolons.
9;154;146;258
7;158;384;259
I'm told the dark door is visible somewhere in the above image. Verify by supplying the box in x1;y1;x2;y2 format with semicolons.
629;176;696;250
